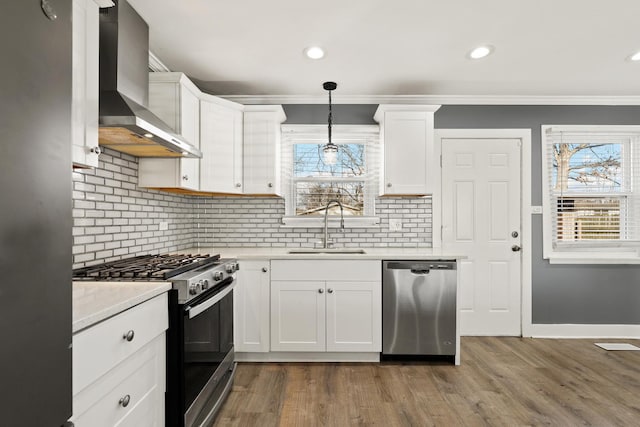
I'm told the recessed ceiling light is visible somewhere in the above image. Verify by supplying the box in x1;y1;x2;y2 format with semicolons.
629;51;640;61
144;133;154;138
304;46;325;60
468;45;494;59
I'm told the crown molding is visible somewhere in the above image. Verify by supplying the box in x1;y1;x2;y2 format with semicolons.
220;94;640;106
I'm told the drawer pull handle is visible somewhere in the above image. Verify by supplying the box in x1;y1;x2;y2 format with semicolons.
119;394;131;408
123;330;135;342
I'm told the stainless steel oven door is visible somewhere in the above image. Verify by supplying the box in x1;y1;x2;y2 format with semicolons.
182;278;235;427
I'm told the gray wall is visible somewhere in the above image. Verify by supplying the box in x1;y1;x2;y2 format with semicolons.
435;105;640;324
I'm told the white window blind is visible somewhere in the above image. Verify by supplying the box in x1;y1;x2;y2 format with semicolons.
542;126;640;252
281;125;379;220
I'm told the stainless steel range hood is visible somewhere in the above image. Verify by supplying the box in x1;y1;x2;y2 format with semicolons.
98;0;201;158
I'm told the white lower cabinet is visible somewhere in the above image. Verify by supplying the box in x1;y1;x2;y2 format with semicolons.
234;260;271;352
71;293;168;427
270;260;381;353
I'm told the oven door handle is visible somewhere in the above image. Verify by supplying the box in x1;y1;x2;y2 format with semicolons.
184;277;235;319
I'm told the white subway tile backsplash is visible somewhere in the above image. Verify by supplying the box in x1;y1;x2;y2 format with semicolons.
73;148;433;268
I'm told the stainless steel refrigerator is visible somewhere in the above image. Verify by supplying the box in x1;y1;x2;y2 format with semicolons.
0;1;73;425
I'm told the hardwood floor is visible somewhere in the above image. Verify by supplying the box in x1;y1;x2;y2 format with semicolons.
214;337;640;426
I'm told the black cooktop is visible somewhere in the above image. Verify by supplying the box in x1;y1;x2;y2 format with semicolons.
72;253;221;281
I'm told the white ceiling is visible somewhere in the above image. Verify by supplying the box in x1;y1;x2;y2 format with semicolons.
128;0;640;101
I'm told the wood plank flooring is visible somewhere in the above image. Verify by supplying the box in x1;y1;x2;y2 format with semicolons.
213;337;640;426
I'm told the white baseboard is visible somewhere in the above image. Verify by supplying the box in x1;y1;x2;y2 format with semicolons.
527;324;640;339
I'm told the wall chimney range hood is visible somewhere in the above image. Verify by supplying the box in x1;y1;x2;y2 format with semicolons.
98;0;201;158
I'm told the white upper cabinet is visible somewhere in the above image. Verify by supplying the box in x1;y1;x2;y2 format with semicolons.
242;106;286;196
199;95;244;194
71;0;100;168
374;105;440;195
138;73;201;191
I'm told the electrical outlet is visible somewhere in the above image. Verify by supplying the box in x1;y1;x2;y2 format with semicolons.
389;219;402;232
159;221;169;231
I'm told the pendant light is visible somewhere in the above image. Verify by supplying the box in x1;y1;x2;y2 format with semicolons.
322;81;338;165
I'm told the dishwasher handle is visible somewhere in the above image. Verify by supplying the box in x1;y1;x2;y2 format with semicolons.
384;261;457;272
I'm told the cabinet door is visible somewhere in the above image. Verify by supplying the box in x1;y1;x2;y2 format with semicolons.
234;260;270;352
141;75;200;190
200;100;243;194
71;0;99;168
178;84;200;189
243;107;285;195
382;111;431;195
326;281;381;352
270;281;325;352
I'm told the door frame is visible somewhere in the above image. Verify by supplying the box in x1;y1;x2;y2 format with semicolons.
433;129;532;337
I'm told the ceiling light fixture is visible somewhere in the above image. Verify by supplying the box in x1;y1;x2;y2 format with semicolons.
629;51;640;61
305;46;325;59
144;133;154;138
468;45;494;59
322;81;338;165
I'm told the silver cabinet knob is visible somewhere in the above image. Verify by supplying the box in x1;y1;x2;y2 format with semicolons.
268;182;273;188
183;175;189;181
261;267;268;273
387;183;392;187
511;231;519;238
123;330;135;342
511;245;522;252
327;288;334;294
119;394;131;407
235;183;242;188
318;288;324;294
90;146;101;155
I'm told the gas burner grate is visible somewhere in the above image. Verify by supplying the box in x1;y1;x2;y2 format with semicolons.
72;253;221;281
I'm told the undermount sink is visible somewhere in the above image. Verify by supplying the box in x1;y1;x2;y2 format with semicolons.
287;248;367;255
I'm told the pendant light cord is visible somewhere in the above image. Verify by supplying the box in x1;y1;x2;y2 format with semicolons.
328;89;333;144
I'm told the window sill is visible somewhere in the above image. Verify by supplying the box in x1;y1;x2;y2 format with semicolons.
280;216;380;229
546;251;640;264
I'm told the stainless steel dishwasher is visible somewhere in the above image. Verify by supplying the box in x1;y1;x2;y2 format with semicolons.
382;260;457;356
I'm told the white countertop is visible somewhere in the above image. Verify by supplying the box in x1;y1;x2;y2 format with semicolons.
181;247;464;260
72;281;171;333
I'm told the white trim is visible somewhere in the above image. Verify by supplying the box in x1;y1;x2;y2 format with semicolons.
235;352;380;363
434;129;533;337
528;324;640;339
148;51;171;72
280;217;380;228
222;94;640;106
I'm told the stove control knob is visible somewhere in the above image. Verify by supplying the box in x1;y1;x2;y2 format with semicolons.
226;264;234;274
213;271;223;281
202;279;210;290
189;281;202;295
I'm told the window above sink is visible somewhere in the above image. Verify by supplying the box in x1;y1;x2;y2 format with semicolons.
281;125;380;228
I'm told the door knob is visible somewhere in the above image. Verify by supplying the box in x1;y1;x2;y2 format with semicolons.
511;245;521;252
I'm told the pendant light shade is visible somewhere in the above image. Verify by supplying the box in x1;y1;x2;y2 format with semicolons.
322;81;338;165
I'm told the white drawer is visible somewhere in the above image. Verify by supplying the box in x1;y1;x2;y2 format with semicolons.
73;293;168;394
72;334;165;427
271;260;381;281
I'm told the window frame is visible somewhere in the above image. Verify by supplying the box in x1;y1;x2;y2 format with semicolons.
280;124;380;228
541;125;640;264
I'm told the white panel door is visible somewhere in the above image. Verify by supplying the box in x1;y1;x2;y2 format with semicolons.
270;281;325;351
325;281;381;352
442;138;522;336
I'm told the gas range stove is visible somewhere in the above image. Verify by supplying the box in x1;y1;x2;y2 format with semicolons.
72;253;239;304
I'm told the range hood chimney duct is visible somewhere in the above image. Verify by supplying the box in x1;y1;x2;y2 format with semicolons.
98;0;201;158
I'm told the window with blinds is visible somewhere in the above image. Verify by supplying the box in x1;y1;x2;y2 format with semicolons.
542;125;640;257
281;125;379;220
